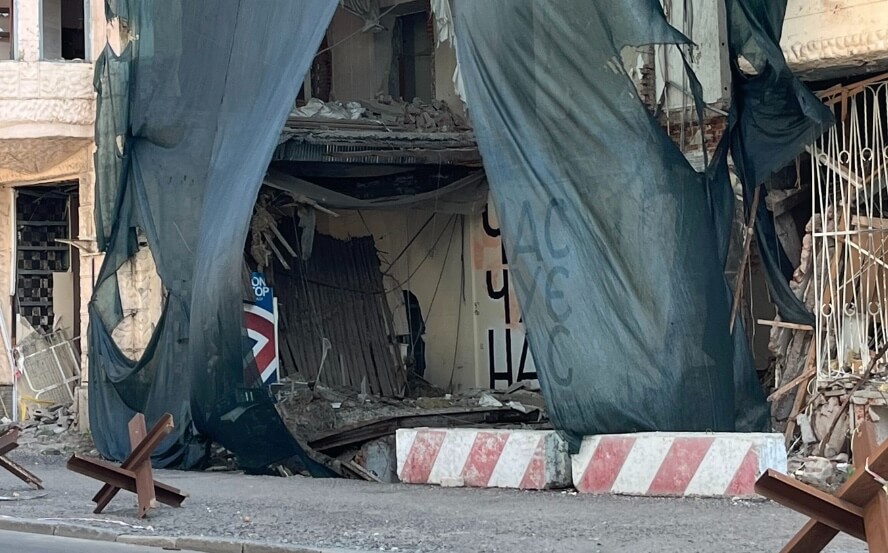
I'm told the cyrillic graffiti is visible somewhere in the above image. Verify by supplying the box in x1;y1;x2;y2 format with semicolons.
482;206;537;388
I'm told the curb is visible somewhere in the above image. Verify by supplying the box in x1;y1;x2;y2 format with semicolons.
0;516;333;553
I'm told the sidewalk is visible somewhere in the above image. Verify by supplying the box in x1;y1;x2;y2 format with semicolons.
0;452;866;553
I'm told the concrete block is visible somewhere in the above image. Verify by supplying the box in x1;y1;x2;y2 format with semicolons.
572;432;787;498
176;536;245;553
397;428;571;490
359;436;398;483
117;534;179;548
54;524;119;542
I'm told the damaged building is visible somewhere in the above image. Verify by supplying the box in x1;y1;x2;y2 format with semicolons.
1;0;888;490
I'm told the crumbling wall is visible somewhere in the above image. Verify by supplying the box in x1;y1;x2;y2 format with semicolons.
110;235;164;362
317;209;477;391
327;8;394;101
315;196;542;393
326;2;466;115
0;145;96;385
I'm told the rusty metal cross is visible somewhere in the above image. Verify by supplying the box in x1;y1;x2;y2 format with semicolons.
67;413;187;518
755;421;888;552
0;426;43;490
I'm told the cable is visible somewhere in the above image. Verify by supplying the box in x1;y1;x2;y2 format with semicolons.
447;215;466;393
382;213;435;275
315;4;401;58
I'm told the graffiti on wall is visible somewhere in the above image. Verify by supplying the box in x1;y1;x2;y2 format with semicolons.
474;205;537;389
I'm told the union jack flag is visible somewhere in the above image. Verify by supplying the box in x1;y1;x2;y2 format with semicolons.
244;299;279;385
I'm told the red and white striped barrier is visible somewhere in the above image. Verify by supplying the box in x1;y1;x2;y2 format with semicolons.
396;428;571;490
571;432;787;498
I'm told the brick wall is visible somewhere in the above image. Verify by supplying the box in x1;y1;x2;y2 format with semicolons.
662;111;728;158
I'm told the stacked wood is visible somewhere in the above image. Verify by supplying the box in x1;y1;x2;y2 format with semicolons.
769;213;829;432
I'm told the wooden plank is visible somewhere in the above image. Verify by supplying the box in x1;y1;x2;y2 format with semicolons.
852;215;888;230
767;186;809;217
755;470;866;541
730;185;762;334
769;363;815;402
783;344;817;448
308;407;541;453
757;319;814;332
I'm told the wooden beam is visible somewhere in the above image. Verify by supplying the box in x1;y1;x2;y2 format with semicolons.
730;185;762;334
757;319;814;332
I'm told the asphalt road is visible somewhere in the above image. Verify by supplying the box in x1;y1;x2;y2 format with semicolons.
0;454;869;553
0;529;203;552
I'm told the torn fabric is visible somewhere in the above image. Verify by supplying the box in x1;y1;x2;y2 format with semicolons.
452;0;824;445
89;0;338;471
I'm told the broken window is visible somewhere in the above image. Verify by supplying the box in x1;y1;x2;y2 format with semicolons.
15;186;74;336
0;0;11;60
41;0;86;60
391;9;433;103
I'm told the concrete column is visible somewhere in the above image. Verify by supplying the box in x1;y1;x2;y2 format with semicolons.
14;0;40;61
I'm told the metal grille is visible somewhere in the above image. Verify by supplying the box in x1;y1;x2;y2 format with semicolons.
15;331;80;405
812;78;888;384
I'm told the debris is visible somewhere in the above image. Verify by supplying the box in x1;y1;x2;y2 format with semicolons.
66;413;187;518
354;437;398;483
796;413;817;445
793;457;835;490
758;421;888;552
290;96;471;133
479;394;503;408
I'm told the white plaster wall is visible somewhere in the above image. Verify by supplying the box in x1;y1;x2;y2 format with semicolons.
782;0;888;79
433;40;466;116
316;199;540;393
318;210;478;392
659;0;730;109
470;202;538;390
110;239;164;363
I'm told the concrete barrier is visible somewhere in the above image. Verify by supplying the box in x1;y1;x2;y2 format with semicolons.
397;428;571;489
571;432;787;498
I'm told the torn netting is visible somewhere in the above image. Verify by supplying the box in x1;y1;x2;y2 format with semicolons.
452;0;827;446
90;0;338;470
726;0;834;325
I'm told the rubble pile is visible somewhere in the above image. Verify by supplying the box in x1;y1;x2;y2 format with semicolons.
274;379;547;482
769;211;888;489
8;403;95;458
291;95;471;132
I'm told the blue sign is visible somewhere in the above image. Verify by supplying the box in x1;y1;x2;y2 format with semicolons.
251;272;273;311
